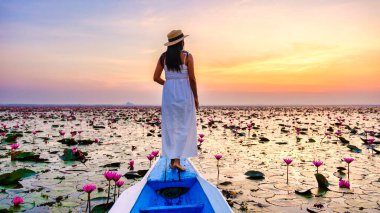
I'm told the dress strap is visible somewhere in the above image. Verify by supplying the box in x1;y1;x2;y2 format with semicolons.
183;51;188;65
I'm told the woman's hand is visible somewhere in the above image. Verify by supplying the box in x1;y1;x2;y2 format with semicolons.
195;98;199;112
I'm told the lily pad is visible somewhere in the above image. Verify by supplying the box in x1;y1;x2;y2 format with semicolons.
295;188;313;198
59;148;87;162
315;173;329;189
245;170;265;180
1;133;23;143
8;202;35;212
77;139;94;145
11;151;49;163
338;137;350;144
259;137;270;142
101;162;121;168
91;202;114;213
346;145;362;153
0;168;37;186
137;170;148;177
57;138;77;146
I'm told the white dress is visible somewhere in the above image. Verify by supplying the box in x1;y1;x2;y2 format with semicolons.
161;52;198;159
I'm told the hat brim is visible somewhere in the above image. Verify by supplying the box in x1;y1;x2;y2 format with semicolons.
164;35;189;46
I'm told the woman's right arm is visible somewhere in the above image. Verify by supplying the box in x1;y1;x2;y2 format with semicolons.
187;53;199;111
153;54;165;85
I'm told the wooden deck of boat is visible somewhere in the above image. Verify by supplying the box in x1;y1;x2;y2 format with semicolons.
147;157;197;190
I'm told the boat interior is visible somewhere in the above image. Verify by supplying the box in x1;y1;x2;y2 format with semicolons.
130;157;214;213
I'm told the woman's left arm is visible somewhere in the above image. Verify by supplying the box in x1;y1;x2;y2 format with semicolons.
153;55;165;85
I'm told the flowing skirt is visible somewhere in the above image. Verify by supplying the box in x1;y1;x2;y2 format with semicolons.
161;78;197;159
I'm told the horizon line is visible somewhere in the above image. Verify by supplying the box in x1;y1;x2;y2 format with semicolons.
0;103;379;107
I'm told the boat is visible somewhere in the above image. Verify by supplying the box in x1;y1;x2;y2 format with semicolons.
110;156;233;213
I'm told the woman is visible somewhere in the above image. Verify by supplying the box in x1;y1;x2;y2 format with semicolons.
153;29;199;171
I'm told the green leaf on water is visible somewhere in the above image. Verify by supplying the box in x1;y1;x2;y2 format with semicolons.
91;202;114;213
295;189;312;198
12;151;49;163
101;162;121;168
245;170;265;180
57;138;77;146
315;173;329;189
137;170;148;177
59;148;87;162
0;168;37;186
339;137;350;144
347;145;362;153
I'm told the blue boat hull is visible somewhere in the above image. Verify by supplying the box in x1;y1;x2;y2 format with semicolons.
110;157;232;213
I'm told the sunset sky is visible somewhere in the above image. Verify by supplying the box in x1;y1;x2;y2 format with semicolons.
1;0;379;105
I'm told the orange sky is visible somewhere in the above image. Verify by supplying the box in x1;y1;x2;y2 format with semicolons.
0;0;379;105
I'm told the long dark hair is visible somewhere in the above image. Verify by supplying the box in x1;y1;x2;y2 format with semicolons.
160;40;184;72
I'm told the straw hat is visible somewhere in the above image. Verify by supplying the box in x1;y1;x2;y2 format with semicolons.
164;30;189;46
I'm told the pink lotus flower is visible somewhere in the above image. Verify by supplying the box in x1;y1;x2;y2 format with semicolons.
70;131;77;137
10;143;20;150
312;160;323;167
147;154;154;161
324;131;331;136
116;180;124;187
116;180;125;198
32;131;37;135
367;138;375;145
151;150;159;157
198;138;204;143
59;130;65;136
198;133;205;138
104;171;116;205
83;184;96;193
128;160;134;170
335;130;342;136
295;127;301;135
94;138;100;143
343;158;354;164
283;158;293;165
12;196;24;206
71;146;77;155
113;173;122;182
83;184;96;212
214;154;222;160
103;171;116;181
343;158;354;179
283;158;293;184
339;179;350;188
313;160;323;173
1;132;6;137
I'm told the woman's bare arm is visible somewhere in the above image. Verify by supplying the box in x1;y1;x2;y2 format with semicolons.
187;53;199;111
153;55;165;85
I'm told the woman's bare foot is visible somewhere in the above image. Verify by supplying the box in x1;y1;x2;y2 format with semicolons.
169;159;175;169
172;159;186;171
